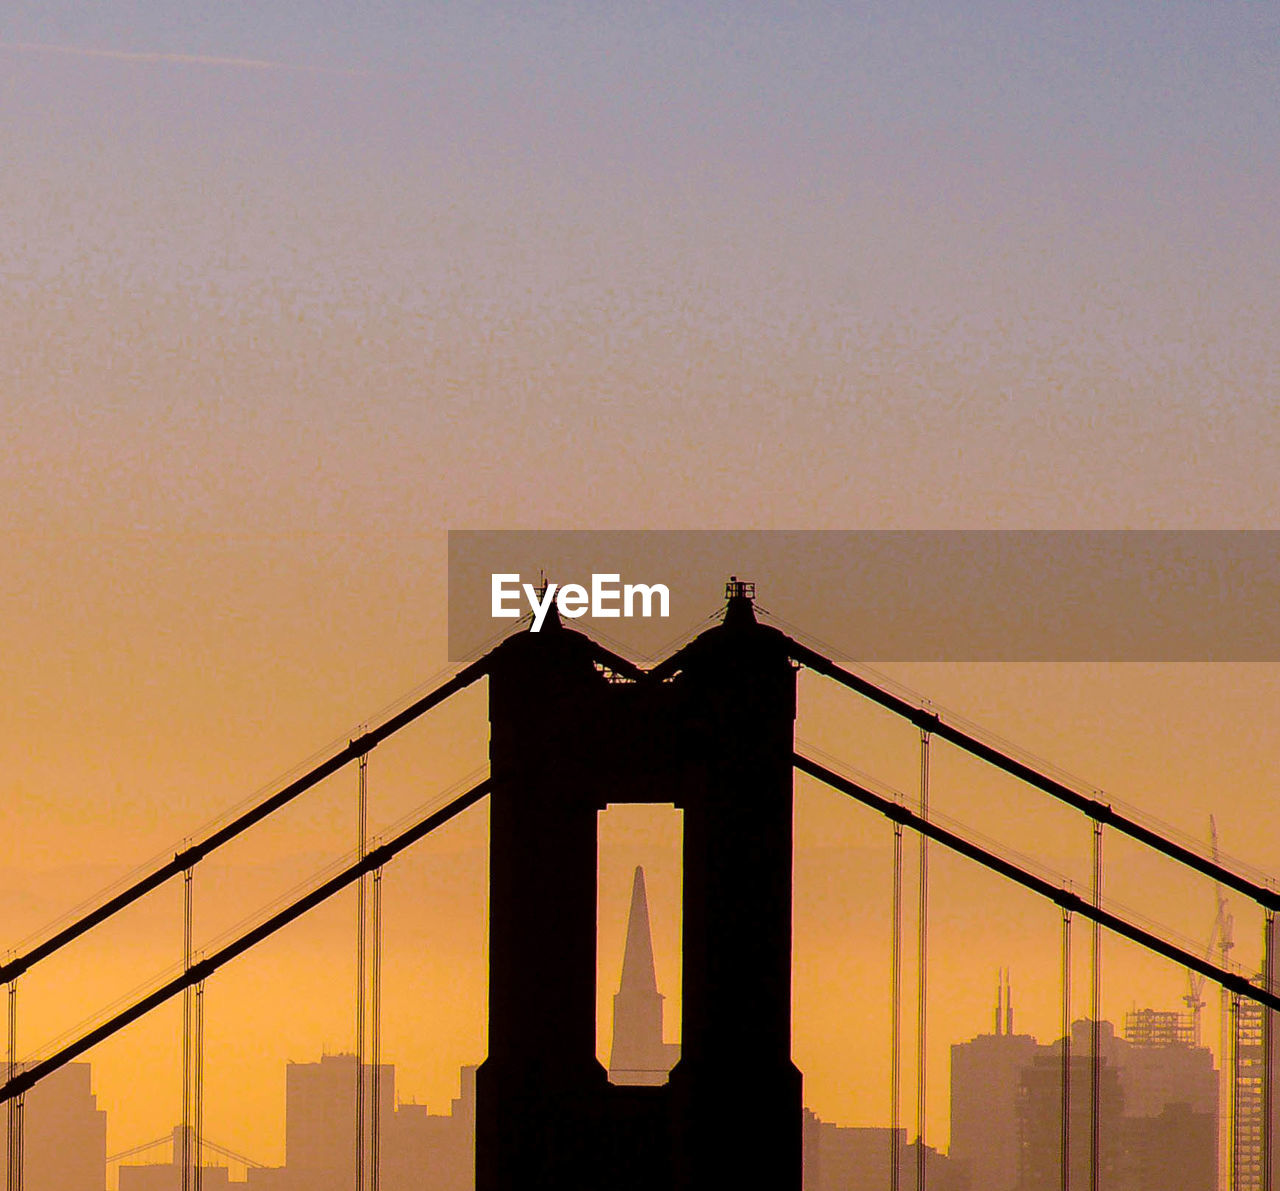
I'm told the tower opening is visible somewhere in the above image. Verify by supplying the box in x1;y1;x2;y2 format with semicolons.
596;803;683;1082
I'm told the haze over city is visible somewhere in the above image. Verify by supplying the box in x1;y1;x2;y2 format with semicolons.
1;865;1246;1190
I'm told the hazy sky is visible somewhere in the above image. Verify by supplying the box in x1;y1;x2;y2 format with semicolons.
4;2;1277;532
2;0;1278;1172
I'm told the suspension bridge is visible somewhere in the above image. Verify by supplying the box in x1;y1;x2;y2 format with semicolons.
2;580;1277;1190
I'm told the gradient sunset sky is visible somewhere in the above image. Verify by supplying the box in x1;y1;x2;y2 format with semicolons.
2;1;1279;1173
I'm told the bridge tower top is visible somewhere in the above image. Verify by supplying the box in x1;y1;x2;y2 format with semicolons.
723;575;757;629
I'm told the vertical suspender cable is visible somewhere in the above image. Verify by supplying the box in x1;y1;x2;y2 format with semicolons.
7;980;14;1191
371;867;383;1191
194;980;204;1191
182;867;194;1191
1090;824;1103;1191
355;753;369;1191
10;1092;19;1191
890;822;903;1191
1061;908;1073;1191
7;980;21;1191
916;729;931;1191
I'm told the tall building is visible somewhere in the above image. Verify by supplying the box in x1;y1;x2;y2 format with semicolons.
1123;1102;1217;1191
2;1060;106;1191
1017;1044;1125;1191
952;996;1219;1191
609;866;680;1086
1230;996;1265;1191
382;1066;476;1191
284;1053;395;1191
239;1058;476;1191
1013;1018;1217;1191
950;971;1040;1191
1113;1014;1217;1191
1119;1011;1217;1118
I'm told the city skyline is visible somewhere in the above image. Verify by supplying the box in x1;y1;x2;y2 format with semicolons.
3;621;1274;1167
5;870;1239;1191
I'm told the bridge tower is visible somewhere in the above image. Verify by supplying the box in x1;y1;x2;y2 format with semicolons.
476;582;802;1190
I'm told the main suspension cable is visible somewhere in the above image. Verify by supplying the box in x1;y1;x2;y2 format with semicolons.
0;661;491;989
1;778;490;1107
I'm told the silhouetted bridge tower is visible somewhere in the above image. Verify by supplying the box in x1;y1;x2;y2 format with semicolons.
4;580;1280;1191
481;580;801;1189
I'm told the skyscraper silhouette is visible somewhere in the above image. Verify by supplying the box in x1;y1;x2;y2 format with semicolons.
952;1013;1218;1191
284;1054;394;1191
1;1061;105;1191
609;866;680;1087
950;974;1039;1191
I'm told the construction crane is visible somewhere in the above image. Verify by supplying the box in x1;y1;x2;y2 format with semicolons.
1185;815;1235;1046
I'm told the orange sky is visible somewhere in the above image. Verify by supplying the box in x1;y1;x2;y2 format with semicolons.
6;575;1280;1167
